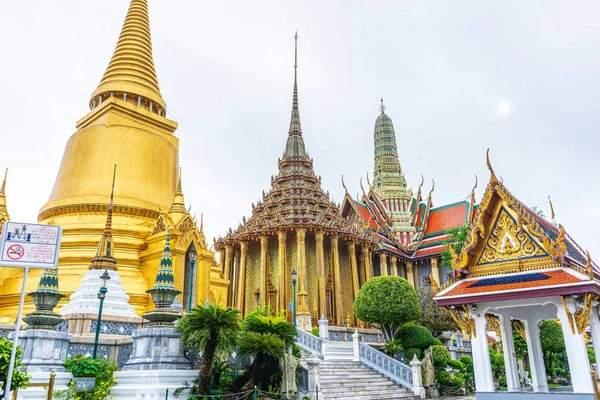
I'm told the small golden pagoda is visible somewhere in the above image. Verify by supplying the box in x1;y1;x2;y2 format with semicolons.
0;0;228;322
215;34;377;327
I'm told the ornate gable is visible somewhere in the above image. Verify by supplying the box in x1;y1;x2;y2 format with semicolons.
476;205;548;266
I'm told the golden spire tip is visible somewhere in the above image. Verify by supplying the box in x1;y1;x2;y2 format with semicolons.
0;168;7;194
548;194;556;220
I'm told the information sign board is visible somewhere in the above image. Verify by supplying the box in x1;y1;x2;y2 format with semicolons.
0;222;62;269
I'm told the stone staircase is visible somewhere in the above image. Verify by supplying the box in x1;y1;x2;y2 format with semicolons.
319;360;420;400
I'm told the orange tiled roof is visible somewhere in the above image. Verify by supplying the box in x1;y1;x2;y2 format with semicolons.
354;201;379;229
425;202;468;236
440;269;586;298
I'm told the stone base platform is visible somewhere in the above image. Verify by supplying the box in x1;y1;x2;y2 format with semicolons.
112;370;198;399
122;327;190;370
12;329;71;372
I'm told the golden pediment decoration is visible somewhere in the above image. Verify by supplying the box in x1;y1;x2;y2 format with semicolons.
486;314;502;339
447;305;477;338
477;206;547;265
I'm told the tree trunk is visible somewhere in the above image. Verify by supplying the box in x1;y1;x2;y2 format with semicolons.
199;335;218;395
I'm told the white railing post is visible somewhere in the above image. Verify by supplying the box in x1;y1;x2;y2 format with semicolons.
352;329;360;362
410;354;426;399
318;314;328;357
306;352;322;400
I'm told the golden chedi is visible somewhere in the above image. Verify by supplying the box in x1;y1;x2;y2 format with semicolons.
0;0;228;323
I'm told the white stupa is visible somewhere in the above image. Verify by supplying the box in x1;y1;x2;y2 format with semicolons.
61;168;138;319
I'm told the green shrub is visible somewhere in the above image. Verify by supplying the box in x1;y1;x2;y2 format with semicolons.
448;359;465;371
292;344;302;359
383;339;403;358
404;348;422;361
396;323;437;351
311;327;319;337
354;276;421;341
0;337;30;391
436;369;452;384
61;355;118;400
431;345;451;368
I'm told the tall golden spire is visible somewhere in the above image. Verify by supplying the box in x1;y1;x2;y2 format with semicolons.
284;31;306;160
90;0;166;110
90;165;118;271
168;167;187;222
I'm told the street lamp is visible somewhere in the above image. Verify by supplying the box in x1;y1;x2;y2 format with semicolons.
92;270;110;359
291;269;297;327
188;247;197;312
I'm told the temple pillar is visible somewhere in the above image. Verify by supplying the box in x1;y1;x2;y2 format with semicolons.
471;313;494;392
390;256;397;277
218;248;225;276
316;231;326;319
330;235;342;325
498;314;520;391
556;298;593;394
348;242;360;299
361;245;372;281
260;235;269;309
232;248;240;307
224;245;233;281
379;252;388;276
237;241;248;316
277;230;287;314
431;257;441;287
367;248;375;280
358;246;366;285
296;228;310;329
406;261;414;287
589;306;600;376
523;318;548;393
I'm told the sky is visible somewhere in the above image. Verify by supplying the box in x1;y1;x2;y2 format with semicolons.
1;1;600;257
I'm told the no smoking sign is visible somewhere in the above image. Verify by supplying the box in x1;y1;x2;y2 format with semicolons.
6;244;24;260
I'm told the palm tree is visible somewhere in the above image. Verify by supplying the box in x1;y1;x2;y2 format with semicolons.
236;313;297;390
177;303;240;395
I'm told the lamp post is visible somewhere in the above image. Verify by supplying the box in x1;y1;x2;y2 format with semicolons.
291;269;297;327
188;247;197;312
92;270;111;359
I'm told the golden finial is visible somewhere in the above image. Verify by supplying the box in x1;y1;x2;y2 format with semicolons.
472;175;478;193
341;175;349;195
0;168;6;195
200;213;204;232
379;97;386;114
360;177;367;199
486;148;499;186
428;179;435;200
103;164;117;237
366;172;372;191
548;194;556;220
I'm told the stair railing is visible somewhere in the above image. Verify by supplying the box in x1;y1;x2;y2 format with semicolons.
358;342;413;389
296;327;324;359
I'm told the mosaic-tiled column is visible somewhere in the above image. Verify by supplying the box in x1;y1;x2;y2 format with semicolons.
390;256;398;277
379;253;388;276
330;235;342;325
347;241;360;299
260;235;269;308
277;231;286;313
431;257;441;287
406;261;415;287
315;231;326;318
237;241;248;316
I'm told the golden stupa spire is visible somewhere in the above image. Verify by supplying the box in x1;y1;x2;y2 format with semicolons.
168;167;187;222
90;0;166;111
90;165;118;271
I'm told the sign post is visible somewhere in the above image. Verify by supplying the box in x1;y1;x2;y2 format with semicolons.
0;222;61;399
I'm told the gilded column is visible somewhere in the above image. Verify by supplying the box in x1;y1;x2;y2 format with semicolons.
237;241;248;316
366;247;375;280
406;261;415;287
218;248;225;275
232;248;240;307
277;230;286;313
390;256;397;277
260;235;269;308
331;235;342;325
431;257;441;287
296;228;310;328
224;245;233;280
347;241;360;300
316;231;326;319
379;252;388;276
